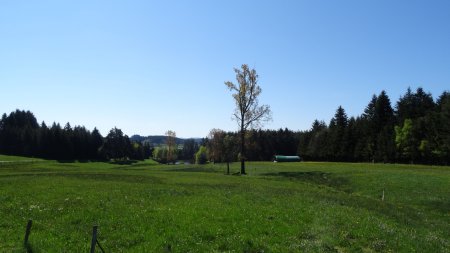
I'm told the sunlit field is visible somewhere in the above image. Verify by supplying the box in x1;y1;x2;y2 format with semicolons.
0;157;448;252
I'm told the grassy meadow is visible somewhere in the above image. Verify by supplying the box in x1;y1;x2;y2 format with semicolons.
0;156;449;252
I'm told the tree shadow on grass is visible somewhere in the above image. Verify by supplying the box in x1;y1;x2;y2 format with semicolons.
56;159;104;163
55;159;141;165
262;171;351;192
57;160;76;163
264;171;429;227
0;172;163;184
166;167;220;173
25;243;33;253
422;199;450;214
109;160;140;165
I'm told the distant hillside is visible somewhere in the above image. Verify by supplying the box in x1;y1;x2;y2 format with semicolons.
130;135;202;145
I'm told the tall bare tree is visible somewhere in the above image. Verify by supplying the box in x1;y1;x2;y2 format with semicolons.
225;64;272;174
165;130;177;164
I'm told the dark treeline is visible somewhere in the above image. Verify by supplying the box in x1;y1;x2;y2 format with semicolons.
2;87;449;165
204;87;449;165
243;128;299;161
298;88;450;165
203;128;299;163
0;110;152;161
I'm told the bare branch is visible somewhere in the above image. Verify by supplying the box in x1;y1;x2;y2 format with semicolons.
224;64;272;131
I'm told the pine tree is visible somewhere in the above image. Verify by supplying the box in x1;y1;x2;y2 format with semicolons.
329;106;348;161
374;91;395;162
434;92;450;164
101;127;131;160
90;128;104;160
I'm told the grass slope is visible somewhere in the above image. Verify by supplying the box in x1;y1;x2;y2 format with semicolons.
0;154;44;162
0;157;448;252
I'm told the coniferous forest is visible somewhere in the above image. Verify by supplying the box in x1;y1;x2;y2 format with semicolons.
0;110;152;161
1;87;449;165
297;87;450;165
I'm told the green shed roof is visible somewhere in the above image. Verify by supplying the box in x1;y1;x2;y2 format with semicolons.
273;155;301;162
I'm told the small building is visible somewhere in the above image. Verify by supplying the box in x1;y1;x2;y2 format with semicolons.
273;155;301;162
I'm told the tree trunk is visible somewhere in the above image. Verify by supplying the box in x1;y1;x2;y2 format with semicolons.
240;128;246;174
227;161;230;175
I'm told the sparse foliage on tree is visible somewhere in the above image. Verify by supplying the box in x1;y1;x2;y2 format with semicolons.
207;129;238;174
165;130;177;164
208;129;226;163
195;145;208;164
225;64;272;174
222;134;237;174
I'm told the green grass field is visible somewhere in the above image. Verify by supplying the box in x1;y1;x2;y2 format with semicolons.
0;157;448;252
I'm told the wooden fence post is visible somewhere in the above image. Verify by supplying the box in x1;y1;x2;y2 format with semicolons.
90;225;98;253
24;220;32;245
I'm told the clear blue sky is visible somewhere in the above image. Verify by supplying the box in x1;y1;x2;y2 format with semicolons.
1;1;449;138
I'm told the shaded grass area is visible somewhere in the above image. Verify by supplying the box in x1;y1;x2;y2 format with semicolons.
0;157;449;252
262;171;351;192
